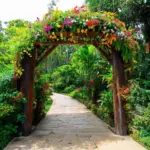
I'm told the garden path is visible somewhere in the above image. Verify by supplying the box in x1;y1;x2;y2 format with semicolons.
5;93;146;150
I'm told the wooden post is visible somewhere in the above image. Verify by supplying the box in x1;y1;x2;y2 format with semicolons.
146;42;150;53
21;50;36;136
112;50;128;135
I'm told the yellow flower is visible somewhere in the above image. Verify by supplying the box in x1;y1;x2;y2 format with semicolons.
88;25;94;29
77;29;80;33
56;23;61;28
81;29;84;33
60;32;63;39
85;29;88;33
52;32;55;35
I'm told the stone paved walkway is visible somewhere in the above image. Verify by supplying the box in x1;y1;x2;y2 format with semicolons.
5;93;146;150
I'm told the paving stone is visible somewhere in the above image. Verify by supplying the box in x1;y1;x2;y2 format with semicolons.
4;93;146;150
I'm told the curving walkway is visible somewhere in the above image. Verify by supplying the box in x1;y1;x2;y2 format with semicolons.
5;93;146;150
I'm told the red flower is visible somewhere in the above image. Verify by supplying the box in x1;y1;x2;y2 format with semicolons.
114;18;119;23
86;20;93;26
14;75;17;80
61;24;64;29
74;6;79;14
89;80;95;86
126;31;132;36
93;20;99;26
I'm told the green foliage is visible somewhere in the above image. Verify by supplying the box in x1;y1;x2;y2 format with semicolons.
0;104;14;119
33;72;53;125
126;0;150;41
98;90;113;112
0;124;17;150
130;104;150;135
0;73;26;150
126;78;150;149
86;0;125;12
132;129;150;150
63;85;76;93
97;90;114;125
128;82;150;108
51;65;77;92
69;87;90;100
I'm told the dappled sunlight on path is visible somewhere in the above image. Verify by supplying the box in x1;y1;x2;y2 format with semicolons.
5;93;146;150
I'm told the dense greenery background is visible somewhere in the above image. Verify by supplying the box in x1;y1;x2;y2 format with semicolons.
0;0;150;149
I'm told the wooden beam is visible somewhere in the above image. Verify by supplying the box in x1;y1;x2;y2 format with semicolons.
35;40;95;46
43;31;104;38
36;44;58;67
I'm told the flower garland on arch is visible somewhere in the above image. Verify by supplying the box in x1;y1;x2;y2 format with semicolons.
11;5;139;78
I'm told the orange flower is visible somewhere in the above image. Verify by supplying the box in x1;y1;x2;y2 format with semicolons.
61;24;64;29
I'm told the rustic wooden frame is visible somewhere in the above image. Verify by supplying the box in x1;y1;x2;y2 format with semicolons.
19;32;128;136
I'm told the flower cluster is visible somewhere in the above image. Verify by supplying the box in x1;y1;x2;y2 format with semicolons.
63;18;73;26
73;5;87;14
41;6;138;51
44;25;53;32
11;6;139;78
119;85;131;98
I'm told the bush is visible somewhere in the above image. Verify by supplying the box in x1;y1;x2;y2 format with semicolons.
128;82;150;108
127;81;150;150
51;65;77;92
63;85;76;93
33;73;53;125
69;87;89;100
98;90;114;125
132;130;150;150
130;103;150;136
0;73;26;150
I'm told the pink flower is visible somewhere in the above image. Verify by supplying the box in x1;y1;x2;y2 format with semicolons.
74;6;78;10
34;33;38;37
63;18;73;26
44;25;53;32
135;27;140;32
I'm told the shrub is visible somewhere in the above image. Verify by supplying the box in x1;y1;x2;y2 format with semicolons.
97;90;114;125
33;73;53;125
128;82;150;108
51;65;77;92
130;103;150;136
98;90;113;113
63;85;76;93
0;73;26;150
132;130;150;150
69;87;89;100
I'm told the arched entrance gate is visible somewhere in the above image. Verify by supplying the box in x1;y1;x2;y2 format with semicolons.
15;7;138;136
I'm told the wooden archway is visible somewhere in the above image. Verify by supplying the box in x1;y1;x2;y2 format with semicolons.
12;6;139;136
19;31;128;136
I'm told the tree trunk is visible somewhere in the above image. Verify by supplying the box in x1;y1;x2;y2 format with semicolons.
21;50;36;136
92;88;97;104
112;50;128;135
